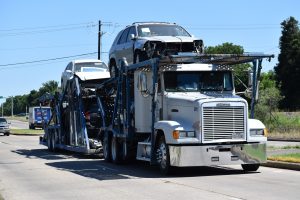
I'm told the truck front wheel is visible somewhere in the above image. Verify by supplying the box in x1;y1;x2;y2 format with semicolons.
156;136;171;175
241;164;260;171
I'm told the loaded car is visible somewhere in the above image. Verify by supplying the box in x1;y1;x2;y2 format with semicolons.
0;117;10;136
109;22;204;77
61;59;110;92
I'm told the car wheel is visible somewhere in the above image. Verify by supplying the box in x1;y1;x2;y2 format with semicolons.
109;62;118;78
241;164;260;171
156;136;171;175
134;51;148;63
5;132;10;136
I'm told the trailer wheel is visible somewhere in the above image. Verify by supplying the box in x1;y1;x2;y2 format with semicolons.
47;133;53;152
102;133;111;162
156;136;171;175
111;136;121;164
241;164;260;171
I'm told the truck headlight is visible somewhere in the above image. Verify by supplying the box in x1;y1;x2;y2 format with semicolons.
250;129;265;136
173;130;196;139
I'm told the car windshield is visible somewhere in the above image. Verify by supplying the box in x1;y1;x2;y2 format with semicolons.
74;62;108;72
137;24;191;37
164;71;233;92
0;118;7;123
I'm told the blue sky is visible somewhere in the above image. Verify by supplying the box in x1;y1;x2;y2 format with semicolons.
0;0;299;106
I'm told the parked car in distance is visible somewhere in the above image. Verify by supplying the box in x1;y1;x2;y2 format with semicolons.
0;117;10;136
61;59;110;92
109;22;204;77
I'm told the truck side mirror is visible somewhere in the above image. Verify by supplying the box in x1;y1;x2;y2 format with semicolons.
130;34;136;40
248;70;253;87
137;72;149;97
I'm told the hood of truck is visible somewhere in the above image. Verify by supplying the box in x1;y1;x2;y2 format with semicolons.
74;71;110;81
165;92;240;107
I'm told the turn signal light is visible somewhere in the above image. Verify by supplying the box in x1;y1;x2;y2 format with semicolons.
172;130;180;139
264;128;268;137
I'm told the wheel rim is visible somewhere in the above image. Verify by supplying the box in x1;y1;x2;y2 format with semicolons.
111;137;117;161
157;142;167;169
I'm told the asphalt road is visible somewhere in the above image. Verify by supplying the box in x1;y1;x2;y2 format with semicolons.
1;135;300;200
8;120;28;129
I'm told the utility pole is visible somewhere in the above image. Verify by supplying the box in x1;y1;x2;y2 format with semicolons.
98;20;102;60
11;96;13;117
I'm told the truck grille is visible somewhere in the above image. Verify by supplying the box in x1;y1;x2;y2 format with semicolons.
202;106;245;142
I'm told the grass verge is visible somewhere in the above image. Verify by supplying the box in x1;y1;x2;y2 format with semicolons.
267;145;300;150
11;129;43;135
268;153;300;163
0;192;4;200
268;131;300;139
6;116;28;122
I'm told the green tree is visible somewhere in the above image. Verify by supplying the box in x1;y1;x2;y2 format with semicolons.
205;42;250;93
274;16;300;110
2;80;58;116
255;71;283;124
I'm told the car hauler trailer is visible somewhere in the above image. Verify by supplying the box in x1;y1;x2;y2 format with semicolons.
39;73;110;154
95;53;273;174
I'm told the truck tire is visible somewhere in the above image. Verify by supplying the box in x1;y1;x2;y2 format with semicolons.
156;136;171;175
111;136;121;164
241;164;260;171
102;133;111;162
47;133;53;152
29;124;35;129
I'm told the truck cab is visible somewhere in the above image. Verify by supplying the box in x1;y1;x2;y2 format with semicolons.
132;62;267;173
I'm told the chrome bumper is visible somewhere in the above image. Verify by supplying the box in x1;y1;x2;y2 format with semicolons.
169;143;266;167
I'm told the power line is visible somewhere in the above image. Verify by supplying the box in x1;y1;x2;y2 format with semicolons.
0;52;97;67
0;21;96;32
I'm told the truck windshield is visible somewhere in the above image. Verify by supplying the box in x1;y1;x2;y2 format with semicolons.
137;24;191;37
164;71;233;92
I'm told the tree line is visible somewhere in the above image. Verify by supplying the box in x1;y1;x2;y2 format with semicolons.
1;81;58;116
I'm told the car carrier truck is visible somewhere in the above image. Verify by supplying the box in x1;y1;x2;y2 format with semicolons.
97;53;274;174
40;53;273;174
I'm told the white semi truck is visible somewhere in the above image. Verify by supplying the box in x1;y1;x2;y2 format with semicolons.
96;53;273;174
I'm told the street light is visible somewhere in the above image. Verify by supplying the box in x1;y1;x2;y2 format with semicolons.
0;96;14;117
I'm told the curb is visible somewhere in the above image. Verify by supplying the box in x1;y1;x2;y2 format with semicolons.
262;161;300;171
268;137;300;142
10;133;44;136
